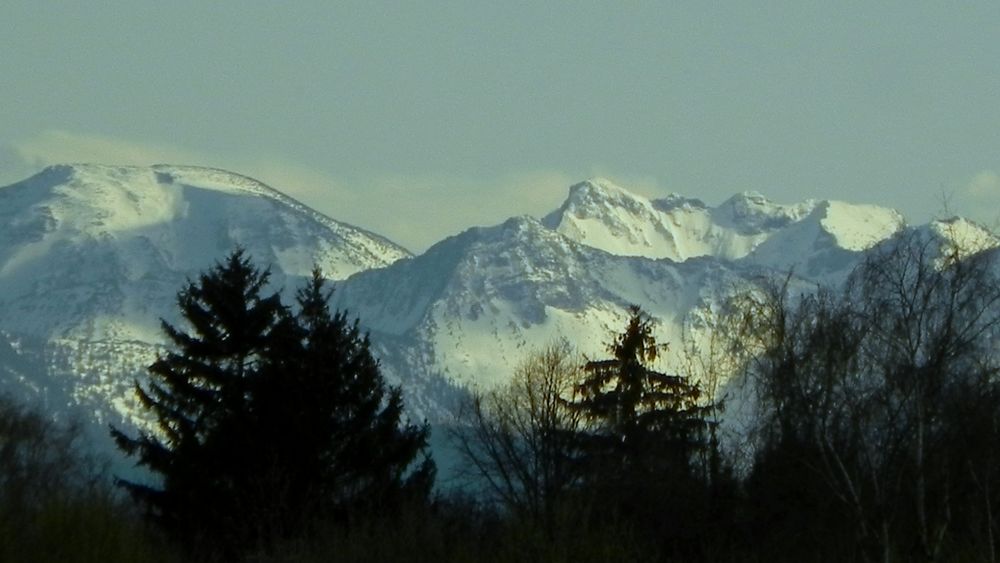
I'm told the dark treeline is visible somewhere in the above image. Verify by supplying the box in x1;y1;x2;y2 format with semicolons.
731;230;1000;563
3;231;1000;562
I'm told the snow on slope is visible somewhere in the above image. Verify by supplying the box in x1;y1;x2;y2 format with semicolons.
0;166;978;435
543;179;904;276
926;216;1000;257
0;164;409;341
743;200;905;281
541;179;687;259
0;164;410;428
331;178;913;417
334;215;757;395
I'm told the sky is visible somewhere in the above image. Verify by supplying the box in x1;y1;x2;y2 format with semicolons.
2;2;999;252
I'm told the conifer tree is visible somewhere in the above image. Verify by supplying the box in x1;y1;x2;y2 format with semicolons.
570;305;713;468
252;269;434;525
111;249;290;553
568;305;719;551
111;250;433;558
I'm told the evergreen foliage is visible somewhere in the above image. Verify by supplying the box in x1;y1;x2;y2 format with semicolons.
6;235;999;562
569;305;716;471
110;249;433;558
566;305;722;556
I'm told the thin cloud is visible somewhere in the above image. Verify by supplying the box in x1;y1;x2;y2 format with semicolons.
949;169;1000;229
4;130;581;253
343;170;576;252
7;129;353;220
585;166;667;199
966;170;1000;199
13;130;207;169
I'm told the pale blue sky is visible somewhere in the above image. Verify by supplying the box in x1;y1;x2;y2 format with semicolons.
2;2;999;251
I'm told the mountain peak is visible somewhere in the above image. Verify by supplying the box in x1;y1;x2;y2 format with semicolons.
724;190;769;205
41;163;292;203
0;164;411;294
651;193;707;212
541;179;677;258
562;178;649;214
537;178;911;268
568;177;629;194
712;191;814;233
0;163;988;447
925;216;998;256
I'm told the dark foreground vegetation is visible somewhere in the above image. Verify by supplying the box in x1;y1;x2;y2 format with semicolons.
4;231;1000;562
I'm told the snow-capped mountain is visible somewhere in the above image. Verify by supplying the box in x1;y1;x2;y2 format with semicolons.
332;214;758;396
543;178;904;281
0;166;954;444
0;164;408;340
0;164;410;428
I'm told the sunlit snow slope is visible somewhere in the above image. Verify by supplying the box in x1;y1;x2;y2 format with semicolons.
0;167;972;436
543;178;905;279
0;164;410;426
335;178;914;407
334;215;757;396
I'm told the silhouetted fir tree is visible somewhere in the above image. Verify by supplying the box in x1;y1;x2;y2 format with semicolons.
110;249;291;555
252;269;434;525
111;250;433;559
571;306;713;467
568;305;719;554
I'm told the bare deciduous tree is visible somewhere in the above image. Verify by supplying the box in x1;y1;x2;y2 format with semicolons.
452;339;584;533
733;230;1000;563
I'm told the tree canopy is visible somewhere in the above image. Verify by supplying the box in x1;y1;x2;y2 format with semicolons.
569;305;716;472
111;249;433;558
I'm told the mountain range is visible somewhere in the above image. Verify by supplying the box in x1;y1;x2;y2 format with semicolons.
0;164;991;458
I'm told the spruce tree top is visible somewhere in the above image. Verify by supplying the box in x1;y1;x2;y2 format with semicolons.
570;305;712;456
111;249;433;558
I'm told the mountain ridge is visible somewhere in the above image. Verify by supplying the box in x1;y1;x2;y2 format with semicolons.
0;164;986;435
0;164;415;433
